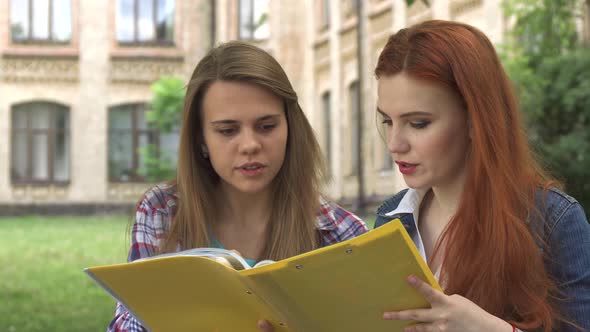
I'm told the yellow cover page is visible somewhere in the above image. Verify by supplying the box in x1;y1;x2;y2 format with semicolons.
85;220;441;332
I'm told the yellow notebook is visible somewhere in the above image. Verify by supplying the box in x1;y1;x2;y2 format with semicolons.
85;220;441;332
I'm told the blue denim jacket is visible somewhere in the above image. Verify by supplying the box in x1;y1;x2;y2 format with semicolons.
375;187;590;332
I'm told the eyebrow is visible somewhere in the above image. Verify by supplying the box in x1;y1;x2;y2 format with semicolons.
210;114;282;125
376;107;432;118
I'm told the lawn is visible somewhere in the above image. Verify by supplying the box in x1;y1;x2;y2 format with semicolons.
0;214;375;332
0;216;131;332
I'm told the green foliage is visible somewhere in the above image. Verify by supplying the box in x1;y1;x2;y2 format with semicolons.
502;0;590;211
147;76;185;133
503;0;578;67
138;76;185;183
526;49;590;210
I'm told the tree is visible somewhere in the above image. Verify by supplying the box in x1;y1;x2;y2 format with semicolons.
138;76;185;182
503;0;590;211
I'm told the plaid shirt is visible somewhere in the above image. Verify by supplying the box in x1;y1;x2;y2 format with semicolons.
107;183;367;332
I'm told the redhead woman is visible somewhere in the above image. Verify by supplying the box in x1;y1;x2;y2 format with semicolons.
374;20;590;332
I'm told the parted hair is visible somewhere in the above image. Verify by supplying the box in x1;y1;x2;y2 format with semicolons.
160;41;326;260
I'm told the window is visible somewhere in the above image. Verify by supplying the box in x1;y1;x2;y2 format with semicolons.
343;0;358;19
239;0;269;40
116;0;175;45
320;0;330;29
349;0;358;14
10;0;72;43
108;104;178;182
321;92;332;171
349;81;360;174
11;102;70;184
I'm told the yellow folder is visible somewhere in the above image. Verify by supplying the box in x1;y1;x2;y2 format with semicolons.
85;220;441;332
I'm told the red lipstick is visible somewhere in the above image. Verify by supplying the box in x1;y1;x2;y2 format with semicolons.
395;161;417;175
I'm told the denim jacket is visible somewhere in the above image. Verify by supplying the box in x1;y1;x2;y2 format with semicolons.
375;187;590;332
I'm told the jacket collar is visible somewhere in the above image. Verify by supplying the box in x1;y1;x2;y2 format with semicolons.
384;188;428;217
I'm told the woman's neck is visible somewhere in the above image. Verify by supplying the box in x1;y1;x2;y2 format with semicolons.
428;172;466;225
215;184;273;230
212;184;274;260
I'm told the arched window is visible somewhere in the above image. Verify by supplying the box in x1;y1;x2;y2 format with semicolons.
11;101;70;183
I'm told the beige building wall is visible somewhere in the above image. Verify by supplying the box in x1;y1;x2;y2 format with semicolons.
0;0;527;212
214;0;505;205
0;0;211;209
305;0;504;203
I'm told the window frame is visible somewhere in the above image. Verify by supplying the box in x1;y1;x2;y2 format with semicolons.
10;102;71;185
9;0;72;44
321;0;331;30
238;0;269;41
108;104;161;183
115;0;175;47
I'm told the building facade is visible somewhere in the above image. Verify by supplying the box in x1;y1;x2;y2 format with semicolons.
1;0;587;214
214;0;506;207
0;0;211;213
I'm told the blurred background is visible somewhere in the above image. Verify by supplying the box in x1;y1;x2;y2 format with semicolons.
0;0;589;331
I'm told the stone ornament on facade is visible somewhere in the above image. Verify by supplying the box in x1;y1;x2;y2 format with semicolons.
0;57;79;82
109;59;184;84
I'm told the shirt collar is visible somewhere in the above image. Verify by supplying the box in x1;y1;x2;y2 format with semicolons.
384;188;429;217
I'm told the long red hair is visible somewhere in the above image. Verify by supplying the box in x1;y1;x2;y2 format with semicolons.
375;20;559;331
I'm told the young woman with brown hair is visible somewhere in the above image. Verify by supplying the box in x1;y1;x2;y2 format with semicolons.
107;41;367;332
373;20;589;332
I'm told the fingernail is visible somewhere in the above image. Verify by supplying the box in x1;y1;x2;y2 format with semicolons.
383;313;392;320
407;275;417;284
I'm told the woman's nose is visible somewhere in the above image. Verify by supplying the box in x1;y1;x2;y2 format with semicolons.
387;129;410;154
238;130;262;155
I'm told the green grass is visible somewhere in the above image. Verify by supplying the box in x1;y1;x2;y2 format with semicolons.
0;214;375;332
0;216;131;332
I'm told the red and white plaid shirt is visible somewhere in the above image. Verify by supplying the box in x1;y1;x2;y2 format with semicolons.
107;183;367;332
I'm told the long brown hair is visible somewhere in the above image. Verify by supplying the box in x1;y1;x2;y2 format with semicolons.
158;41;326;261
375;20;559;331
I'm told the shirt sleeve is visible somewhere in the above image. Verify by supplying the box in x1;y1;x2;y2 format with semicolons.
545;202;590;331
107;194;163;332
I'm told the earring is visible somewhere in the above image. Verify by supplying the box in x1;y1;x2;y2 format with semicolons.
201;145;209;159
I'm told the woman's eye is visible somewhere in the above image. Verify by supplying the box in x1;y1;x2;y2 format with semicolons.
410;121;430;129
259;123;277;132
381;118;392;126
217;128;237;136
